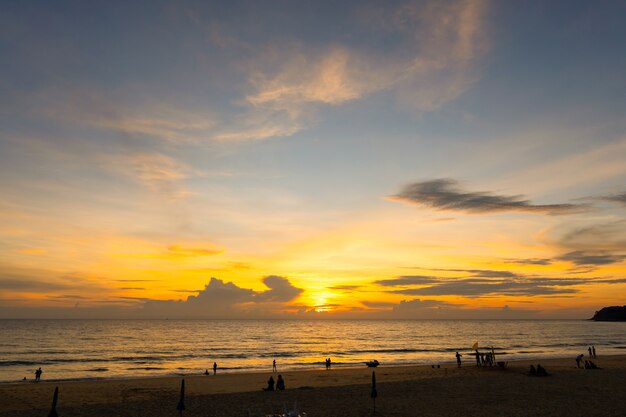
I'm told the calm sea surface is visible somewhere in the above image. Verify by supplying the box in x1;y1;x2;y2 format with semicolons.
1;319;625;382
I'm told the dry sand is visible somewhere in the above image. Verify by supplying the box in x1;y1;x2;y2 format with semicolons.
1;355;626;416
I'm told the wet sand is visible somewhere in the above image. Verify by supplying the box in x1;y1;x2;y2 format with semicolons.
1;355;626;416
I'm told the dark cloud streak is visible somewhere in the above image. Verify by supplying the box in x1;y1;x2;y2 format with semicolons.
391;179;584;215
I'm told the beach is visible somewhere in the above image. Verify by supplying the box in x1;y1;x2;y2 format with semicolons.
2;355;626;417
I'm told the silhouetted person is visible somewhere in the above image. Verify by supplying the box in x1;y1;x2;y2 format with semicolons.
213;362;217;375
475;350;481;367
328;357;331;369
204;369;209;375
529;365;537;376
536;364;549;376
592;346;597;358
273;359;277;372
35;368;42;382
588;346;592;357
455;351;462;368
576;354;584;368
584;360;590;369
589;360;600;369
276;374;285;390
263;376;275;391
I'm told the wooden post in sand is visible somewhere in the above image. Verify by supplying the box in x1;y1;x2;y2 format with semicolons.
176;379;185;416
48;386;59;417
371;371;378;414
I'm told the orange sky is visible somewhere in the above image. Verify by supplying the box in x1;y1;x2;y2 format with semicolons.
1;0;626;319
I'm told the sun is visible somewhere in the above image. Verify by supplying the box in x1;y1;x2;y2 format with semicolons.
310;290;336;313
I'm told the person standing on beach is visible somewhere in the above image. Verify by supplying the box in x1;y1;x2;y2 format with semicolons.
273;359;277;372
328;357;331;370
475;350;481;367
456;352;462;368
588;346;592;357
592;346;597;358
34;367;42;382
213;362;217;375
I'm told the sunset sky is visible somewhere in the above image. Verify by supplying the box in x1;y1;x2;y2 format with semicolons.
1;0;625;319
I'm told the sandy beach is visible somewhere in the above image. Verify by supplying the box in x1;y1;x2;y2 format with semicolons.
2;355;626;416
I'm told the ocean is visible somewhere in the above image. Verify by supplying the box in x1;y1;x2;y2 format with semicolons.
1;319;625;382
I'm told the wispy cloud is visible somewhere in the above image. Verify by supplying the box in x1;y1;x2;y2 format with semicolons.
167;244;223;257
505;258;553;266
599;192;626;205
375;269;626;298
388;278;581;297
227;0;490;140
557;251;625;266
390;179;585;214
40;90;217;143
374;275;438;286
109;153;193;201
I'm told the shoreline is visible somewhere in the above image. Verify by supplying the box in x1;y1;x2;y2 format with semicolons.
1;354;625;416
1;350;612;385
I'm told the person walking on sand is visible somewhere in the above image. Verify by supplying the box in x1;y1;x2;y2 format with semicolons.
213;362;217;375
273;359;277;372
592;345;597;358
34;367;42;382
456;351;462;368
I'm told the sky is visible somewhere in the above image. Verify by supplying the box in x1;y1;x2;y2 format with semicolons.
1;0;625;319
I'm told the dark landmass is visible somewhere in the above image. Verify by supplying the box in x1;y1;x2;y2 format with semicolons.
591;305;626;321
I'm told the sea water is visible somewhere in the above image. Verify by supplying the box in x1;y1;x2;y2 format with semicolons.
1;319;625;382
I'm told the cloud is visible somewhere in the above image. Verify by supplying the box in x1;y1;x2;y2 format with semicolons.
375;267;626;298
140;276;303;318
437;268;519;278
392;298;456;311
389;278;581;297
108;153;193;201
0;278;68;291
374;275;438;286
41;90;216;143
167;244;223;257
225;0;490;140
603;193;626;204
255;275;303;302
505;258;553;266
390;179;585;214
361;300;398;308
558;221;626;251
557;251;625;266
550;221;626;269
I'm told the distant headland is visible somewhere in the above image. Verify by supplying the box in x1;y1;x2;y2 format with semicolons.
591;306;626;321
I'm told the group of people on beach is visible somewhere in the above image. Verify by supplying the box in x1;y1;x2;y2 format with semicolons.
263;374;285;391
203;362;218;375
529;364;549;376
588;345;597;359
325;357;332;370
575;346;599;369
454;348;497;368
